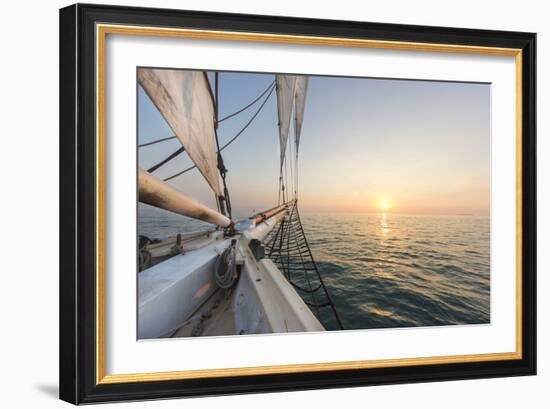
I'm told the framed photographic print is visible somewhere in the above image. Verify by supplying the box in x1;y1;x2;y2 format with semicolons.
59;3;536;404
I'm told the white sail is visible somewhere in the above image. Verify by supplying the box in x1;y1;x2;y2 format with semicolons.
276;75;297;171
138;69;221;196
294;76;308;156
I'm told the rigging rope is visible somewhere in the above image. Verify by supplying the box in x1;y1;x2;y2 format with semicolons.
282;156;288;204
289;132;295;201
295;158;299;200
218;80;275;123
138;135;177;148
266;202;344;330
287;205;319;315
146;146;185;173
278;176;282;205
163;83;276;182
139;79;275;169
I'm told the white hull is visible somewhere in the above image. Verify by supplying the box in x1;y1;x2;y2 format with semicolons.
138;212;323;339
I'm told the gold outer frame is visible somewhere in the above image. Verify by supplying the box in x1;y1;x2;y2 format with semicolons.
95;23;523;385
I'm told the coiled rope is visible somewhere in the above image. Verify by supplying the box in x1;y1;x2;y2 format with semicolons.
214;240;238;289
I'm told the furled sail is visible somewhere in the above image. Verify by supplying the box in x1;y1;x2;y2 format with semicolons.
294;76;308;157
275;75;297;171
138;69;222;196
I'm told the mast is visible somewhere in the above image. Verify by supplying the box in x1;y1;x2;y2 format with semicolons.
293;76;308;158
275;75;298;172
293;77;308;199
212;71;232;219
275;75;298;205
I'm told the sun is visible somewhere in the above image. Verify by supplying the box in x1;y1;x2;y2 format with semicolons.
378;199;391;211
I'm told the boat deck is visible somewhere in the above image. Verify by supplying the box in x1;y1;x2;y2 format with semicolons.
172;289;236;337
140;208;325;339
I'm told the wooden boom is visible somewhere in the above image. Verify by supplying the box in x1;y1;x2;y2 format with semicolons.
251;201;293;224
138;168;231;228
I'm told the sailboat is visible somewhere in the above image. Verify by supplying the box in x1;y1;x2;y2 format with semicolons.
137;69;343;339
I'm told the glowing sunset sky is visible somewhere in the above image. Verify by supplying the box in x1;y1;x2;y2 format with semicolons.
138;71;490;216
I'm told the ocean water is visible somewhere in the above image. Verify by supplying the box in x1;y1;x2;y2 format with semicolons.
300;212;490;330
138;204;490;330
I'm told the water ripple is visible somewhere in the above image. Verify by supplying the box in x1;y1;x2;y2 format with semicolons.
300;212;490;330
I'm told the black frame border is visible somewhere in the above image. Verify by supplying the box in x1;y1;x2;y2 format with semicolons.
59;3;536;404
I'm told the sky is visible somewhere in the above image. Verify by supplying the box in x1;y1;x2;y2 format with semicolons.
138;71;490;216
